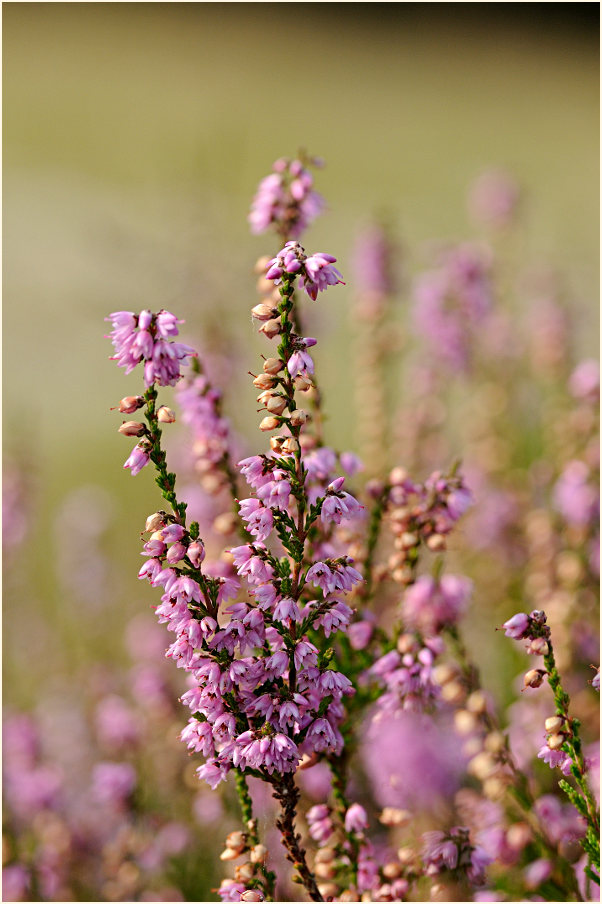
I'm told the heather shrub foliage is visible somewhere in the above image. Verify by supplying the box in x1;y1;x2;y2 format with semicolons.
3;156;599;903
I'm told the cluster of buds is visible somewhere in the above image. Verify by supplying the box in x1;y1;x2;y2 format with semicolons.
502;609;551;661
383;466;472;586
537;715;574;775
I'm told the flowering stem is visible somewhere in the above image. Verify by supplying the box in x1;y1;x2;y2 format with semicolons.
144;385;187;523
360;485;389;602
543;643;600;874
235;769;276;901
271;773;323;902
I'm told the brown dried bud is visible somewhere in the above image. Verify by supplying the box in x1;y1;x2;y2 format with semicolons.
258;319;281;339
117;395;144;414
157;406;176;423
263;357;284;375
294;374;313;392
259;415;280;432
266;395;287;415
545;715;565;733
225;831;246;851
144;511;167;533
281;437;299;455
253;373;276;390
249;844;267;864
547;732;566;750
118;421;146;437
252;303;278;321
524;668;546;688
289;409;309;427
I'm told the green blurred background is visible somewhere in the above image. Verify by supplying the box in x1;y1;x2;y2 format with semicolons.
3;2;599;703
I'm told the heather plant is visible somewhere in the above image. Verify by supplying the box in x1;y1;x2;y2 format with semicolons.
4;155;599;904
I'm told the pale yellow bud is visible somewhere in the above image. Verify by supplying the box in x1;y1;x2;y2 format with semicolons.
399;531;419;549
315;848;335;864
317;883;338;899
466;691;487;714
547;732;566;750
379;807;412;827
294;374;313;391
263;357;284;375
432;663;457;686
382;862;402;880
462;736;483;758
157;406;176;423
396;634;416;655
392;565;414;584
225;831;246;850
200;473;225;494
524;668;546;688
259;416;280;432
454;710;478;735
484;731;505;755
545;715;565;733
269;435;285;453
483;776;507;800
468;751;498;781
315;862;337;880
235;862;255;882
506;822;531;850
397;847;414;866
389;467;409;485
250;844;268;864
145;512;166;533
220;847;241;861
441;680;466;705
426;533;447;552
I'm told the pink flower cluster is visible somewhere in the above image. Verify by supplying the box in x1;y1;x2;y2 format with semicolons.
422;826;491;885
248;156;325;238
106;309;196;387
266;241;345;301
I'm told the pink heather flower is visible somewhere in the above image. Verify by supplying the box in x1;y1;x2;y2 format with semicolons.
524;859;553;890
502;612;530;639
553;461;598;528
217;881;247;902
287;349;315;378
468;168;521;229
569;359;600;401
95;695;140;749
345;803;368;833
402;574;472;635
197;759;229;790
181;719;214;756
537;744;573;775
273;597;301;623
106;309;196;386
123;442;150;476
348;620;374;650
300;252;345;301
593;669;600;692
307;804;334;842
91;762;136;807
248;157;325;238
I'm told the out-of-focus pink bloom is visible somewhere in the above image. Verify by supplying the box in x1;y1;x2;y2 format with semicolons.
91;761;136;807
468;168;520;229
402;573;472;635
553;460;598;528
345;803;368;833
524;858;553;890
2;865;30;902
569;359;600;401
95;695;140;749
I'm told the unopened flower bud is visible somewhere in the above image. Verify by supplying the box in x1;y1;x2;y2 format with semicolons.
315;848;335;864
119;421;146;437
389;467;409;485
225;831;246;851
259;416;280;432
399;531;419;549
466;690;488;714
440;680;466;704
253;373;276;390
252;303;278;321
544;715;565;733
281;437;299;455
426;533;446;552
524;668;546;688
269;435;285;453
220;847;241;861
145;511;167;532
249;844;267;864
259;319;281;339
294;374;313;391
484;731;505;754
396;633;417;655
468;751;498;781
527;636;549;655
379;807;411;827
506;822;531;851
157;406;176;423
263;357;284;375
213;512;238;535
547;732;566;750
266;395;287;415
235;862;255;882
117;395;144;414
187;540;205;568
317;883;338;899
315;861;337;880
432;663;457;686
454;709;479;735
240;892;264;903
289;409;309;427
382;862;402;880
483;775;507;800
397;847;414;866
392;565;414;584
